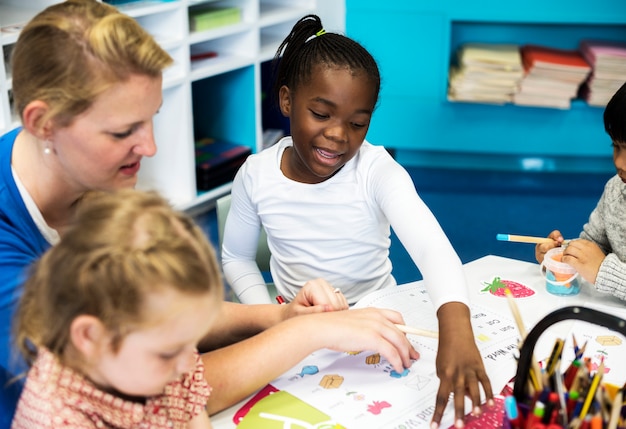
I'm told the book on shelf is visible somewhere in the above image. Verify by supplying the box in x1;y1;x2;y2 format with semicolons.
195;138;251;191
448;43;523;105
188;6;241;32
458;43;524;72
514;44;591;110
579;39;626;107
517;76;580;98
512;93;572;110
521;45;592;74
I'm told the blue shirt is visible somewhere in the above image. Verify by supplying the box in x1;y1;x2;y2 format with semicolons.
0;127;51;425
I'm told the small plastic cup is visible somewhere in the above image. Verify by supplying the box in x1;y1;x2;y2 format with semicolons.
540;247;581;296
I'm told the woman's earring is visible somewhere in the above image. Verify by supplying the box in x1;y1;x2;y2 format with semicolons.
43;141;52;155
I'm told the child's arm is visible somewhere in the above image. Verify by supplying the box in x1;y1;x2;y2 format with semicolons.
371;157;493;425
221;187;271;304
201;307;419;414
198;279;349;350
432;302;493;428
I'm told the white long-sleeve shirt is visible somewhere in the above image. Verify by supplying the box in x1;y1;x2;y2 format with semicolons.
222;137;469;309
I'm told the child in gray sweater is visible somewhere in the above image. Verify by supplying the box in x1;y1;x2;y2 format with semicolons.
536;81;626;301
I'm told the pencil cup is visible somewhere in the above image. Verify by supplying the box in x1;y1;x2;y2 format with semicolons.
540;247;580;296
509;306;626;429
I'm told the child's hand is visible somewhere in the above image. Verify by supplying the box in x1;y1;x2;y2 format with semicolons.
317;307;420;373
432;302;493;429
562;239;605;284
535;230;564;263
284;278;349;318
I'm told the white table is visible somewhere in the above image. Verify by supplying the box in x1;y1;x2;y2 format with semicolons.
209;255;626;428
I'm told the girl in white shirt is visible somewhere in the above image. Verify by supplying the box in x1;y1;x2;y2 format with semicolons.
222;14;494;428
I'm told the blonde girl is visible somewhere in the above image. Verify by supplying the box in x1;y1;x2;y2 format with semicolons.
12;189;222;428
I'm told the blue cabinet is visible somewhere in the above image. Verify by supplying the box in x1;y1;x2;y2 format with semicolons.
346;1;626;171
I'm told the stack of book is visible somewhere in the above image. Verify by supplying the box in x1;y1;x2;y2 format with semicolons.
579;40;626;107
195;138;251;191
447;43;524;104
514;45;592;109
188;6;241;32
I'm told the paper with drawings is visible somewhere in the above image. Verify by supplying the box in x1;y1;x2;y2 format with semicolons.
269;282;522;429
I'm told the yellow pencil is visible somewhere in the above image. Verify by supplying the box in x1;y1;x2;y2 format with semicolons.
395;324;439;339
579;360;605;423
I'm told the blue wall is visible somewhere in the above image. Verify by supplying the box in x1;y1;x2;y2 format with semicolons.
346;1;626;171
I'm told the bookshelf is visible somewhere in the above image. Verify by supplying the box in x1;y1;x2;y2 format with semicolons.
0;0;319;211
346;0;626;172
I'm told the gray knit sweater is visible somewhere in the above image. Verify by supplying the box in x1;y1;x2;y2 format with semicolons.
581;174;626;301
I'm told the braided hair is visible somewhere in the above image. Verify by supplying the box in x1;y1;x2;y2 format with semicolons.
271;14;380;107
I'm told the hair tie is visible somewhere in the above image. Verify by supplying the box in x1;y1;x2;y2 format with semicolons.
306;28;326;43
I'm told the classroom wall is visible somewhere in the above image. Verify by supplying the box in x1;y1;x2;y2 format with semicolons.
345;0;626;172
314;0;345;34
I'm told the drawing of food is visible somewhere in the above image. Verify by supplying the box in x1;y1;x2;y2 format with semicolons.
319;374;344;389
367;400;391;415
596;335;623;346
481;277;535;298
366;353;381;365
298;365;319;377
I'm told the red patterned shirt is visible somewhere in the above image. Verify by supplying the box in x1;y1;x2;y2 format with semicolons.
11;348;211;428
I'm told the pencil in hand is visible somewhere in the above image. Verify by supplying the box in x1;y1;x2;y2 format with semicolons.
496;233;571;245
394;324;439;339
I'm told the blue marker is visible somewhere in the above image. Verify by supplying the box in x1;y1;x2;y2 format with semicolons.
504;395;521;429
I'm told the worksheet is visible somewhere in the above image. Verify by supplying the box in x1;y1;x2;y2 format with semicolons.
233;284;626;429
236;282;521;429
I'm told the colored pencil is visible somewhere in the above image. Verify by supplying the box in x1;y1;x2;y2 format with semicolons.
504;288;543;392
496;233;571;245
395;324;439;339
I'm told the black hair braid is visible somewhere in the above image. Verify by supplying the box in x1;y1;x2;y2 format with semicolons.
604;81;626;144
271;14;381;106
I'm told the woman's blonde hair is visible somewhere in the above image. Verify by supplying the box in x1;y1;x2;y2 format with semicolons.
11;0;173;128
14;189;223;365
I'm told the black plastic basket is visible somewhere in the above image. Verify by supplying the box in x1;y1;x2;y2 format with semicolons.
507;306;626;428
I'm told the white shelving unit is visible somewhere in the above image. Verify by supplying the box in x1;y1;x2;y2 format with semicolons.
0;0;325;212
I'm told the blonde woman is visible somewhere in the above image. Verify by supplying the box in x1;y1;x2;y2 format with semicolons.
1;2;416;424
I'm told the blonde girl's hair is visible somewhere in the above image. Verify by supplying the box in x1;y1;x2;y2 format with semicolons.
14;189;223;366
11;0;173;128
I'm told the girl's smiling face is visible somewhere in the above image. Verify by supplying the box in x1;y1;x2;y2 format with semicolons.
279;65;378;184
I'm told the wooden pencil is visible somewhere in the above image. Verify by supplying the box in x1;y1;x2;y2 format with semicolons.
496;233;571;245
504;288;544;391
395;324;439;339
607;384;624;429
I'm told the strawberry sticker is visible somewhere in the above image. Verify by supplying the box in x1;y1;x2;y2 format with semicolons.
481;277;535;298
